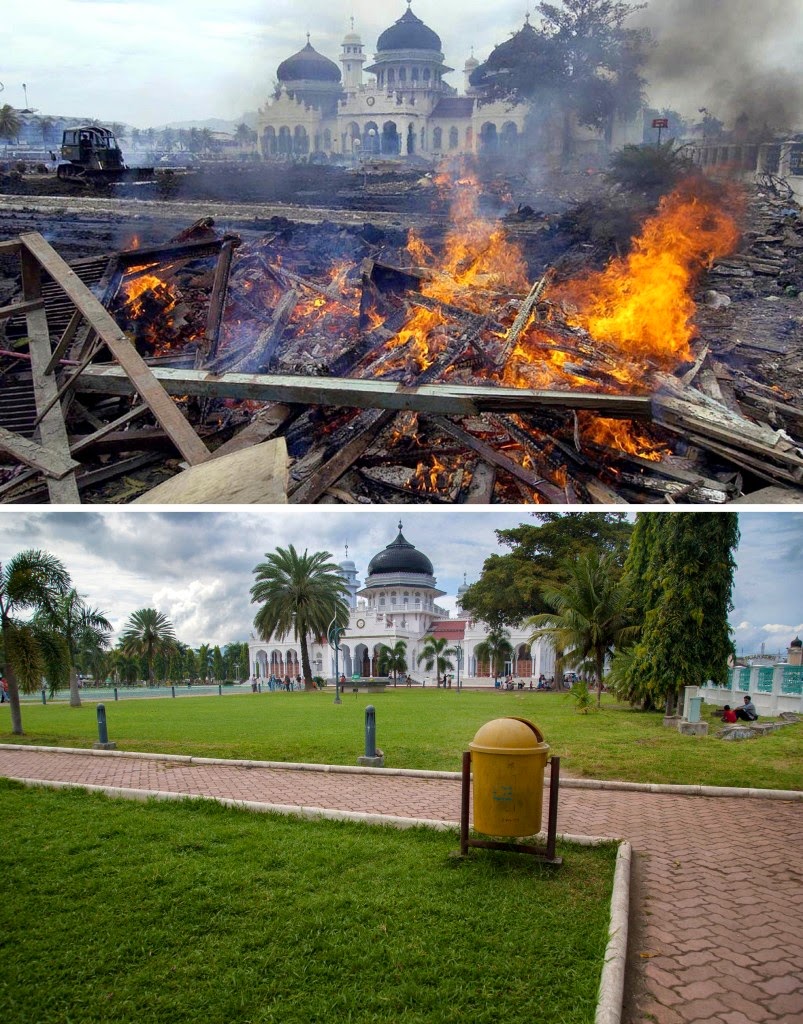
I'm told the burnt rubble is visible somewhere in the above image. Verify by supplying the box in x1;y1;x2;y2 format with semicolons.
0;178;801;505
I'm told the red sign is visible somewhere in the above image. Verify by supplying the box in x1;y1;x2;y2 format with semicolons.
652;118;670;129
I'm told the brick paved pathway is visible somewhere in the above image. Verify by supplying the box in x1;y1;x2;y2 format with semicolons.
1;746;801;1024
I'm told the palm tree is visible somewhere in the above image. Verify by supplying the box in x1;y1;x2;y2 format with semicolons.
251;545;349;690
474;626;514;680
159;127;177;153
109;647;139;686
0;550;71;734
119;608;178;686
378;640;408;686
0;104;22;146
417;635;455;687
527;551;638;706
34;589;111;707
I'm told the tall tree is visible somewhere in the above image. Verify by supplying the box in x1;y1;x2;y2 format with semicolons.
0;550;71;734
34;589;111;707
616;513;740;713
119;608;177;686
196;643;212;682
417;635;455;687
0;105;22;145
473;627;514;679
212;645;224;682
528;549;637;705
250;546;349;690
474;1;650;156
460;512;632;629
377;640;408;686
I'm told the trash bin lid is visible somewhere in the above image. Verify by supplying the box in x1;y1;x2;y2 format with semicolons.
469;717;548;754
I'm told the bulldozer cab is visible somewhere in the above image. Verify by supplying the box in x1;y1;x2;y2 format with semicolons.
61;126;125;171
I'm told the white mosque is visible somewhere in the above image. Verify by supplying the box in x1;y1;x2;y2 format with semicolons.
248;522;556;684
256;3;531;161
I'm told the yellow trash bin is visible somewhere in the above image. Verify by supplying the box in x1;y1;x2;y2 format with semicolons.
469;717;550;837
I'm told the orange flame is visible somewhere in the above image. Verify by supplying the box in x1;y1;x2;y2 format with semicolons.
557;181;742;365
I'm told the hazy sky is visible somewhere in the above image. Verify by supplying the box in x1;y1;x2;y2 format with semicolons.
0;510;799;657
6;1;802;128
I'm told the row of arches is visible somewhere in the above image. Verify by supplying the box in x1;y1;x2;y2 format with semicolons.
375;66;443;88
261;119;522;159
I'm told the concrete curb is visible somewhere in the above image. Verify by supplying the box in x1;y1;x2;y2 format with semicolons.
2;744;801;799
6;774;630;1024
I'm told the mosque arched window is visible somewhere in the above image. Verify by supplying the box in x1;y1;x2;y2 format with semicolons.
388;68;395;85
423;68;431;82
412;67;419;82
398;68;406;83
449;126;459;149
433;127;442;150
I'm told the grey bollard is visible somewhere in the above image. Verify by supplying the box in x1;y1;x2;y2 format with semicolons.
171;685;176;698
365;704;376;757
218;684;222;696
41;687;47;705
93;704;116;750
114;687;118;701
358;705;383;767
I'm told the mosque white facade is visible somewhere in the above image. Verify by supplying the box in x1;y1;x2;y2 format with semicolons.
248;523;556;684
256;3;530;162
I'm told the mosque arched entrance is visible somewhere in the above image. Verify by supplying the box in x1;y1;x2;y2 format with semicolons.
382;121;400;155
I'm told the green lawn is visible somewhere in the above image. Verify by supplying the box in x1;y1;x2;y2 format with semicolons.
2;689;801;790
0;781;617;1024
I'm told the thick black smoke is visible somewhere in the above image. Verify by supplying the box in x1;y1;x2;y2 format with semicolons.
634;0;803;130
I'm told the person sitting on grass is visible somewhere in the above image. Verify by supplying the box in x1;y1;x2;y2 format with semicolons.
734;695;758;722
721;704;737;723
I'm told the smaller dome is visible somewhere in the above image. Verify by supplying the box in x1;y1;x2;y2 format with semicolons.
277;40;342;84
791;636;803;648
377;4;441;53
343;31;362;44
339;560;357;572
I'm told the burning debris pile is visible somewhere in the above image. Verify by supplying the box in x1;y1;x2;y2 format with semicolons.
0;169;801;504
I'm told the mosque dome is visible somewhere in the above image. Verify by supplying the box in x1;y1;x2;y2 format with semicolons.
377;4;442;53
367;522;434;577
277;40;342;83
469;18;541;89
791;636;803;648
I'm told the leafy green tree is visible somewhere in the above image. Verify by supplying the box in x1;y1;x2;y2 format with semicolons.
474;627;514;679
235;123;255;147
461;513;632;629
474;1;650;156
0;550;71;734
212;645;224;682
0;104;22;144
528;549;637;705
251;545;349;690
606;140;695;194
417;635;455;687
196;643;212;682
183;646;197;681
110;647;139;686
34;589;111;707
377;640;408;686
159;127;177;153
615;513;740;713
119;608;178;686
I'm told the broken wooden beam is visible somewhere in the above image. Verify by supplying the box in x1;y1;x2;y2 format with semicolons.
0;298;45;321
0;426;81;479
75;365;653;420
19;232;211;468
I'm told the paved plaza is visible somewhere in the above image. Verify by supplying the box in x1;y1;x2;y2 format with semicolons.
1;745;801;1024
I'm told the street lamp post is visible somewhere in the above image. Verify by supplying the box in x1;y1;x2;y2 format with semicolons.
328;616;345;705
455;644;463;691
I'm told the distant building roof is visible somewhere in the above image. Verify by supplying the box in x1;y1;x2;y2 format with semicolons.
430;97;474;118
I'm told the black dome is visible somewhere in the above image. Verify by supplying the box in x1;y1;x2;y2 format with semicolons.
277;41;341;83
377;5;441;53
367;523;434;577
792;636;803;648
470;20;544;89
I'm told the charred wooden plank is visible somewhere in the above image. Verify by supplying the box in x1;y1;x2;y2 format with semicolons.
230;289;299;373
427;416;566;503
19;232;210;468
465;462;496;503
201;238;238;364
76;365;653;419
289;409;397;504
0;298;45;321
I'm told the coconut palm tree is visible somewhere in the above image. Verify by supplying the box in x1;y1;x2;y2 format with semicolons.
33;589;111;707
0;550;71;734
527;551;638;706
119;608;178;686
251;545;349;690
474;626;514;680
0;104;22;145
378;640;408;686
417;635;455;687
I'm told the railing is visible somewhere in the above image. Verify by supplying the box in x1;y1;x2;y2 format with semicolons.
19;681;308;703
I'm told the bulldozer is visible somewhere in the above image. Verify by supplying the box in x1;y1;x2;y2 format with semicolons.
57;126;154;182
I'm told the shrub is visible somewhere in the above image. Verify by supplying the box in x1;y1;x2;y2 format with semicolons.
606;141;695;193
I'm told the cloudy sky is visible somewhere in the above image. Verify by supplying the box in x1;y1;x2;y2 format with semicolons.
0;510;799;658
6;0;802;128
